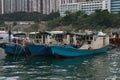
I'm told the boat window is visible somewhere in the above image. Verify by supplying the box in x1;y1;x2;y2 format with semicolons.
14;34;26;38
88;41;91;44
94;37;96;41
34;40;40;43
86;36;89;40
0;27;5;31
90;36;93;40
82;36;85;40
70;35;73;37
1;29;4;31
70;38;73;44
52;35;55;38
0;37;3;39
55;34;64;42
45;35;47;38
64;35;67;39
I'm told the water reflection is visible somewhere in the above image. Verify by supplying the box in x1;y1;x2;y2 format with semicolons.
0;49;120;80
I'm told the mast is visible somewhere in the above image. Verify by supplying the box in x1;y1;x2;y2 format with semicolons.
8;25;11;44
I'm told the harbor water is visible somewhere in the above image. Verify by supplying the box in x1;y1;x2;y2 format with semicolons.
0;48;120;80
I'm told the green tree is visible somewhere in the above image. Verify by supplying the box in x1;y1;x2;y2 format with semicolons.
0;20;4;25
47;17;61;29
13;21;17;26
0;12;60;21
30;23;39;32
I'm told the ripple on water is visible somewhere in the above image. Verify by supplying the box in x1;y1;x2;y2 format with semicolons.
105;75;120;80
38;66;51;68
51;69;67;73
110;62;118;67
0;76;19;80
1;65;19;69
82;60;89;65
0;77;6;80
0;49;120;80
36;77;64;80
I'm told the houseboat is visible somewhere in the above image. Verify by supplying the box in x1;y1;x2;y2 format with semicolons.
25;31;52;56
0;31;30;56
51;31;110;58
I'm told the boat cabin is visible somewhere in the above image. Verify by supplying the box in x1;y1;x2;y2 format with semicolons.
60;31;109;49
40;31;65;45
75;31;109;49
0;27;11;44
12;31;28;44
28;32;42;45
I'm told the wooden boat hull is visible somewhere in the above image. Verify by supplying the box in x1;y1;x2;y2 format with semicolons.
26;45;52;56
51;45;110;57
2;44;27;56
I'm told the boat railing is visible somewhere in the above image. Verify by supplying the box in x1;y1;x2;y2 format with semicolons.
27;38;46;45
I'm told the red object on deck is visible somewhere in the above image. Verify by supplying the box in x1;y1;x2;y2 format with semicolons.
110;38;120;47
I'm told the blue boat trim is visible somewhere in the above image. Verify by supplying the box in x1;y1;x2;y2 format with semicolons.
1;43;30;56
26;45;52;56
51;45;110;57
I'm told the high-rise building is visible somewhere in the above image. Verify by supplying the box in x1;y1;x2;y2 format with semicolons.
15;0;28;12
3;0;11;13
27;0;59;14
1;0;104;15
50;0;59;13
37;0;43;13
42;0;50;14
109;0;120;14
1;0;4;14
59;0;76;4
76;0;104;2
42;0;59;14
60;0;108;16
5;0;60;14
0;0;2;14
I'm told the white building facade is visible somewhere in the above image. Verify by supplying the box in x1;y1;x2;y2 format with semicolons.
60;3;79;16
1;0;118;15
60;0;109;16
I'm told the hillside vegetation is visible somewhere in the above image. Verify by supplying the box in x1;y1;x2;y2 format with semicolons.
0;10;120;31
47;10;120;31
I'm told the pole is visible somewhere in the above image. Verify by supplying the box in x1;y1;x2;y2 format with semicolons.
8;25;11;44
